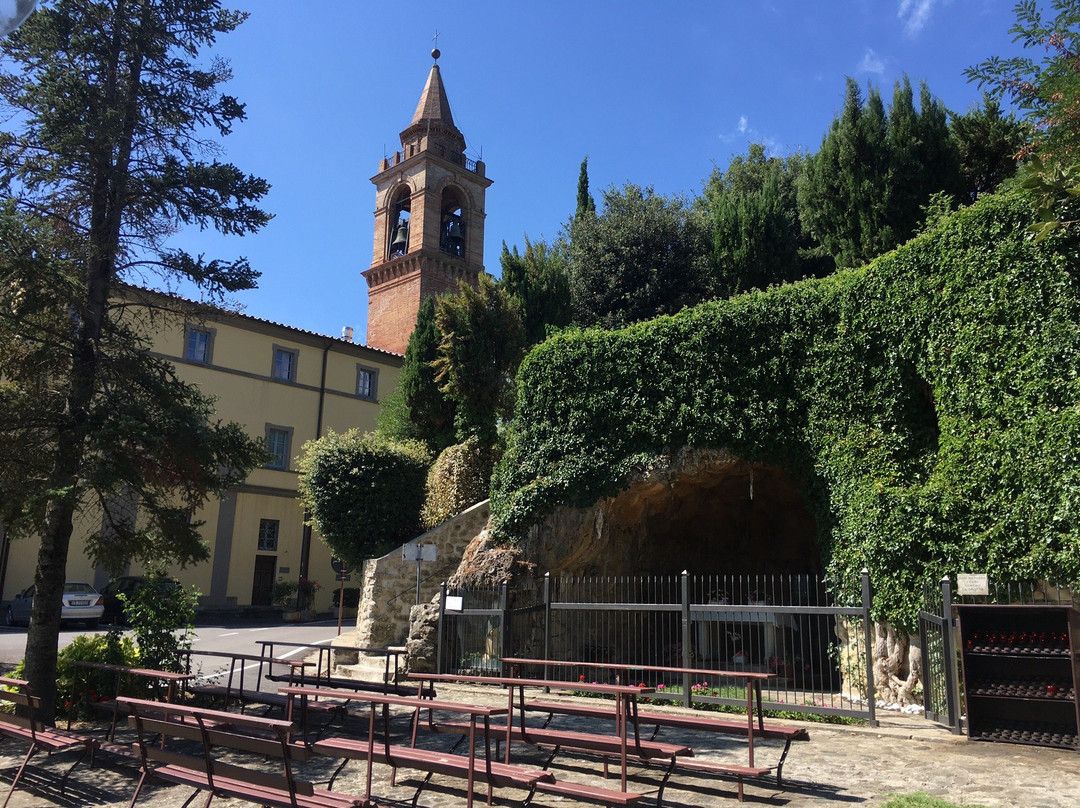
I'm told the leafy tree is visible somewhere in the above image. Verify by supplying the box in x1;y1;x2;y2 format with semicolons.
499;237;572;346
377;296;457;453
434;274;526;444
798;77;962;268
701;143;830;295
966;0;1080;235
567;184;711;328
966;0;1080;166
0;0;270;722
575;156;596;220
950;95;1028;200
297;430;431;568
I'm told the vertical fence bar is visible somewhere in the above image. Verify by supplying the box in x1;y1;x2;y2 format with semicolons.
681;570;691;708
543;572;552;679
436;581;447;675
499;580;510;666
941;575;961;734
861;569;878;726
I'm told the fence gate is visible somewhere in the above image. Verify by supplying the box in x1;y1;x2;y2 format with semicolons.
918;577;961;733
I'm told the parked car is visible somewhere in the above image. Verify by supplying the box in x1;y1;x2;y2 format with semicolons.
100;575;180;625
4;581;104;629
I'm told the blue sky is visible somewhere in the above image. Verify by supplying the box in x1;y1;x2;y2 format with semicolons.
168;0;1028;343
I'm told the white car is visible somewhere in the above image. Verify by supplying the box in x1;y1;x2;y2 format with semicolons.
5;581;105;629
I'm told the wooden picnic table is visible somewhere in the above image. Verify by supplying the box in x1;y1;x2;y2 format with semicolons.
407;671;676;796
280;685;548;808
256;641;407;691
69;661;195;742
500;657;804;800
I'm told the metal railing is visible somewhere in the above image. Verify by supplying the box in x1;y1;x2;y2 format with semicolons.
439;570;877;723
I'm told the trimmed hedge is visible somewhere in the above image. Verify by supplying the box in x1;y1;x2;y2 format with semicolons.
490;191;1080;629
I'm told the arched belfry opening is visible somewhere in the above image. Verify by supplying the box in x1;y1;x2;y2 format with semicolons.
440;188;465;258
387;186;411;259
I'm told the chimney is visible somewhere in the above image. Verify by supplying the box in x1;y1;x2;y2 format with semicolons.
341;326;354;342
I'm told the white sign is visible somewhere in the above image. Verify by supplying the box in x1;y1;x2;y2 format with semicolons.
957;573;989;596
444;595;464;612
402;543;437;562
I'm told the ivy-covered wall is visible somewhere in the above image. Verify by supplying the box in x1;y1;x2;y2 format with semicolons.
490;191;1080;629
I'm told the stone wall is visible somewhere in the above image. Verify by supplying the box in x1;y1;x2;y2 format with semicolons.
346;499;490;652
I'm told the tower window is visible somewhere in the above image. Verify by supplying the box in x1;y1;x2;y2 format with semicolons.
440;190;465;259
388;188;412;260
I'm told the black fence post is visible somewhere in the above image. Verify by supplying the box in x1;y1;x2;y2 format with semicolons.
543;572;552;681
436;581;447;675
681;570;692;708
499;579;510;665
861;569;878;727
941;575;962;734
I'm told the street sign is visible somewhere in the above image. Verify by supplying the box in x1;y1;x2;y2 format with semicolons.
330;557;346;574
402;543;436;562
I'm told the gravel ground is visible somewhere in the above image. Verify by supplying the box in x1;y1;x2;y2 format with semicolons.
1;684;1077;808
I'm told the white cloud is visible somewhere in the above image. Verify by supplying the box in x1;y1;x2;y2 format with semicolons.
858;48;885;75
737;115;749;134
898;0;935;34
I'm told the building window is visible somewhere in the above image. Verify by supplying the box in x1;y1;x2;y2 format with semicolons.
258;519;279;551
185;325;214;364
272;346;298;382
265;425;292;470
356;366;378;400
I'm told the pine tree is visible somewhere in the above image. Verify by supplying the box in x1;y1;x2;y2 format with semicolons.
575;156;596;220
0;0;270;722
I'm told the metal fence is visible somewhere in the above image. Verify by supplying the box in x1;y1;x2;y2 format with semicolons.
438;570;878;723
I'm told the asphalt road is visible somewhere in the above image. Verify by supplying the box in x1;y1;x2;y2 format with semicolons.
0;617;348;668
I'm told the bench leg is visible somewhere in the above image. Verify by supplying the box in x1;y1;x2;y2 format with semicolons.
775;738;794;785
654;756;678;808
56;743;92;793
326;757;350;791
0;743;36;808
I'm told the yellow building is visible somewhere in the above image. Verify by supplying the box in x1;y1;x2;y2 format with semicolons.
0;288;402;613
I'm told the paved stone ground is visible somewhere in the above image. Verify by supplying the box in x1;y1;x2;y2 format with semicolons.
1;684;1077;807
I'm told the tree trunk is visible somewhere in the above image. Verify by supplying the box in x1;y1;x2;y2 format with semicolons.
872;621;923;706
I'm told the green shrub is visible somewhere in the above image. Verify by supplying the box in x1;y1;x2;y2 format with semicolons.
121;574;199;673
421;436;499;528
297;430;431;566
491;189;1080;630
7;631;140;720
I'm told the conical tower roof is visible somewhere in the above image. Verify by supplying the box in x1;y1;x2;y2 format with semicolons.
411;63;456;128
400;49;466;156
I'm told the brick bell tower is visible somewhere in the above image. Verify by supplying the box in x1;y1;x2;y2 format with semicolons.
363;48;492;354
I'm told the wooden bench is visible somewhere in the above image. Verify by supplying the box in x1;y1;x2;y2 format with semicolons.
257;641;425;696
411;673;677;805
0;676;96;808
181;649;313;713
69;661;194;745
282;686;553;808
527;699;803;778
118;696;365;808
503;656;806;800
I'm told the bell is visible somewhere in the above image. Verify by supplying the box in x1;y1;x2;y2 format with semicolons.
447;220;463;246
390;222;409;253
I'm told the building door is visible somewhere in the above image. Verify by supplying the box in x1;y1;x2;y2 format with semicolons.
251;555;276;606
